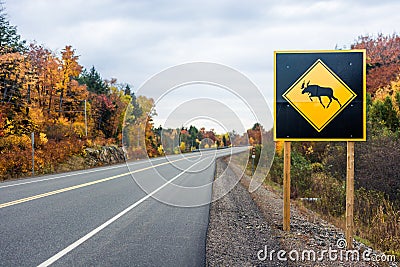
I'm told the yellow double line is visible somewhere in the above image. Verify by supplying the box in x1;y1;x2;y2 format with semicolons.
0;156;197;209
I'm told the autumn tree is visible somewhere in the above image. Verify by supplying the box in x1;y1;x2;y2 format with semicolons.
145;116;158;157
123;87;142;127
179;141;186;152
109;86;131;141
179;127;188;144
0;10;31;135
122;94;155;157
27;44;61;119
0;49;28;107
247;123;262;145
57;46;87;120
351;33;400;95
91;94;115;137
0;6;27;107
204;128;217;142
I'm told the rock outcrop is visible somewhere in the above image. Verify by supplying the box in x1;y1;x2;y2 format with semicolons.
84;146;126;167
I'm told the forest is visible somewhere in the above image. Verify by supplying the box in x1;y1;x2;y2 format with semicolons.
0;5;142;179
0;6;255;180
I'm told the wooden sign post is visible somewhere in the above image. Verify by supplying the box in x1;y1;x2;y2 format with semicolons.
274;50;366;242
283;141;291;231
346;141;355;249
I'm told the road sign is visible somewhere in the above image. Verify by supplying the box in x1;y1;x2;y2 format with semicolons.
274;50;366;141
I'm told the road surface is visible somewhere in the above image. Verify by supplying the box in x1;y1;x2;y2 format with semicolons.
0;147;248;266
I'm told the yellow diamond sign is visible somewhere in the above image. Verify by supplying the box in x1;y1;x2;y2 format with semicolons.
282;59;357;132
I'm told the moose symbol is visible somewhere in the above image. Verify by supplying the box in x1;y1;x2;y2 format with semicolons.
301;80;341;108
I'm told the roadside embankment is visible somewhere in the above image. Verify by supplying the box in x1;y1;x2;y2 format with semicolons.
0;145;126;182
206;158;397;267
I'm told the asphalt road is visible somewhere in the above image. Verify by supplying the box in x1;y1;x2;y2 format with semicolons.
0;147;248;266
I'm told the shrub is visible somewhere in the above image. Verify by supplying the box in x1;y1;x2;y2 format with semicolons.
322;142;346;181
365;196;400;253
267;147;312;199
290;150;313;198
355;128;400;204
307;172;346;217
0;138;86;181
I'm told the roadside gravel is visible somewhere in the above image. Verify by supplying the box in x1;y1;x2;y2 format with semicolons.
206;158;287;267
206;158;398;267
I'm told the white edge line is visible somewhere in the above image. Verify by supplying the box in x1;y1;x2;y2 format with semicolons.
0;165;124;189
37;157;208;267
0;157;167;189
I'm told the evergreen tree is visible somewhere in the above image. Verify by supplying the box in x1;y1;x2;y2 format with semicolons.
124;84;131;96
77;66;108;95
0;5;25;53
370;96;399;132
222;135;227;146
188;125;199;148
130;91;142;123
0;5;26;110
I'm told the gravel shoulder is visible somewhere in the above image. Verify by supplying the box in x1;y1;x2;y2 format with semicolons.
206;158;287;267
206;158;398;267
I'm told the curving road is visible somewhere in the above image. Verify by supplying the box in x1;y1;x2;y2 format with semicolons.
0;147;248;266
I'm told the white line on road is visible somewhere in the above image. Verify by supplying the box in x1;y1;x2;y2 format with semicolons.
0;147;242;190
0;155;203;209
37;157;209;267
0;157;167;189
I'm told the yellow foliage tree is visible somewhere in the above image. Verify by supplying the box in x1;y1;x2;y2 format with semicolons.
180;141;186;152
275;140;284;156
157;145;164;156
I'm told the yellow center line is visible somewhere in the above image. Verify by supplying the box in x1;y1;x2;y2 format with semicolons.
0;155;199;209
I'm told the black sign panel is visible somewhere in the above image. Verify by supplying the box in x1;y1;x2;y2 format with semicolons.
274;50;366;141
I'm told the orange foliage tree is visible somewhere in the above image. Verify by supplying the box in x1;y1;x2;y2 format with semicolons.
351;33;400;95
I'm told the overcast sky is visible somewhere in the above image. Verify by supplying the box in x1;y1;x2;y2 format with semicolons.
4;0;400;132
